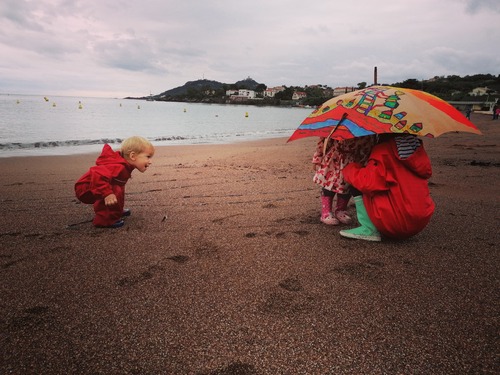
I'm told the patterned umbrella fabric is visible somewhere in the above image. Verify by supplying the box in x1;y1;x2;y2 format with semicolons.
288;86;481;142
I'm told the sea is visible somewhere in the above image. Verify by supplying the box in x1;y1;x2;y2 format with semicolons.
0;94;313;158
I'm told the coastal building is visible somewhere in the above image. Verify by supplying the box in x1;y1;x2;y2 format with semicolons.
237;89;255;99
264;86;285;98
227;89;256;102
292;91;307;100
226;89;255;99
469;87;489;96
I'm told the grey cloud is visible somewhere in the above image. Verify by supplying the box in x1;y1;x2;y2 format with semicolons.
93;37;159;72
464;0;500;13
421;46;500;78
0;0;45;31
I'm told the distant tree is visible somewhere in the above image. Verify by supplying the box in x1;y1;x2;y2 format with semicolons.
305;85;326;98
255;83;267;93
186;87;202;100
446;75;461;82
214;87;226;98
303;97;327;106
274;86;294;100
395;79;421;90
357;82;367;89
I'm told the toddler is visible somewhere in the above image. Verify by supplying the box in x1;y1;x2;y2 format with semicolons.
75;136;155;228
312;136;374;225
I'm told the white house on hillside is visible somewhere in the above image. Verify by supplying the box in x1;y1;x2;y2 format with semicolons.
226;89;256;98
469;87;489;96
237;89;255;99
227;89;256;102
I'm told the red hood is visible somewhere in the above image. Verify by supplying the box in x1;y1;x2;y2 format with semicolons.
96;144;131;168
390;140;432;179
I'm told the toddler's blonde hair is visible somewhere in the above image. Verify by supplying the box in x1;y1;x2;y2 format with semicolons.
120;136;154;156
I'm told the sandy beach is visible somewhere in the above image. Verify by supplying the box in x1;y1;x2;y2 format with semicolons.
1;113;499;374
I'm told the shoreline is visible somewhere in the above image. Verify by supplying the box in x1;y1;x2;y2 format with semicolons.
1;113;498;373
0;135;295;159
0;136;294;163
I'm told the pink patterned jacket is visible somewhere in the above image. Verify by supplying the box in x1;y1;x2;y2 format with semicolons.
312;136;375;194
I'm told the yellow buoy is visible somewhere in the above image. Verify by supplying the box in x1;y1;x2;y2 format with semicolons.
52;102;56;107
245;112;249;117
44;97;49;102
184;108;186;112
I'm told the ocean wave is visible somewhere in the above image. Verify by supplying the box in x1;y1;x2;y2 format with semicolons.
0;135;212;151
0;138;125;150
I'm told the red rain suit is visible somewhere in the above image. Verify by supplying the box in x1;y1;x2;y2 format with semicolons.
75;144;134;227
343;138;435;239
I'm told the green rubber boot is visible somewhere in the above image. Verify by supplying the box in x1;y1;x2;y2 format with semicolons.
339;196;381;242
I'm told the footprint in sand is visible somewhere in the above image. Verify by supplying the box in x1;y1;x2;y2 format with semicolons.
194;242;219;259
279;277;303;292
260;289;313;315
117;264;165;287
244;230;309;239
332;260;385;280
8;306;51;330
262;203;277;208
167;255;189;263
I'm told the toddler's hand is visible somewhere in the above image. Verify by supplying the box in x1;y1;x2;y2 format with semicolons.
104;194;118;206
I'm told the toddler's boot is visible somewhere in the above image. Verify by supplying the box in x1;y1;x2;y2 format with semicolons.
320;195;339;225
339;196;381;241
335;194;352;224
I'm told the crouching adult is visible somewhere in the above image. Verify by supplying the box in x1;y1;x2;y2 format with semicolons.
340;133;435;241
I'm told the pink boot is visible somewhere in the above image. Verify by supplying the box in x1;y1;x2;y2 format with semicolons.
335;194;352;224
321;195;340;225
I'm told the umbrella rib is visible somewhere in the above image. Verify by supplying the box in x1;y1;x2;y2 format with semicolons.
323;112;348;154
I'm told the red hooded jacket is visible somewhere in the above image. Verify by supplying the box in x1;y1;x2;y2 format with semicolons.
343;138;435;239
75;144;134;204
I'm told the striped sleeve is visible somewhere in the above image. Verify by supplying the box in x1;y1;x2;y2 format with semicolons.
395;135;421;159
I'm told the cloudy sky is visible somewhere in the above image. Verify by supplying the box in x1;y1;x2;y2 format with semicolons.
1;0;499;98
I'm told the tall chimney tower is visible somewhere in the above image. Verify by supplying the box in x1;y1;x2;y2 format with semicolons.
374;66;378;85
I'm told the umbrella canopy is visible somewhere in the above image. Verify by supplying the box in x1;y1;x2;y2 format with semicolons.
288;86;481;142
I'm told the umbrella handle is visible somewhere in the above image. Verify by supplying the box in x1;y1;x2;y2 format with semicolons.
323;112;348;154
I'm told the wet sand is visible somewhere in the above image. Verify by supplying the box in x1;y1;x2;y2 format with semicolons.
0;113;498;374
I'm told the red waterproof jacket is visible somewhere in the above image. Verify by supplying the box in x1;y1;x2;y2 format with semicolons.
75;144;134;204
343;138;435;239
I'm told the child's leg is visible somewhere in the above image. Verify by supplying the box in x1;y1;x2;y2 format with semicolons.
92;186;125;228
339;195;381;241
335;193;352;224
320;188;339;225
92;200;124;227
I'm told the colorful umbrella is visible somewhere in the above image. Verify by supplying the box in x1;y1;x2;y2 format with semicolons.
288;86;481;142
